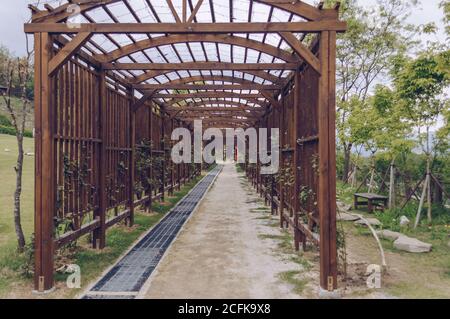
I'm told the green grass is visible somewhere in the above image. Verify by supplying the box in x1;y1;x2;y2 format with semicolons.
278;270;308;294
0;134;35;259
0;134;204;297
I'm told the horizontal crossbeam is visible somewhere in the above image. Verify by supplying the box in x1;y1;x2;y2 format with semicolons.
153;93;265;99
24;22;347;34
134;84;281;91
167;107;263;113
105;63;297;71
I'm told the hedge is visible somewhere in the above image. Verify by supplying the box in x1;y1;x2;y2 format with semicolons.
0;125;33;138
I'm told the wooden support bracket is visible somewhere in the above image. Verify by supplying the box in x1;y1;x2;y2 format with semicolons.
48;32;92;76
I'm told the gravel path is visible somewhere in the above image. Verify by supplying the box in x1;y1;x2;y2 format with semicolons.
142;163;302;299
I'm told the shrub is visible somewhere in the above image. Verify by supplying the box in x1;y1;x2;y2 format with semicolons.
0;124;33;138
0;114;12;126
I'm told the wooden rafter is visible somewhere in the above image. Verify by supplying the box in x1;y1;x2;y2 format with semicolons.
187;0;205;24
134;84;281;90
94;34;299;63
279;32;321;74
166;0;182;23
167;106;264;113
131;90;156;112
168;100;265;110
133;71;283;85
48;32;92;76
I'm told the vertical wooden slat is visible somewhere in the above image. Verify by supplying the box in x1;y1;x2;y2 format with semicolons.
93;69;107;249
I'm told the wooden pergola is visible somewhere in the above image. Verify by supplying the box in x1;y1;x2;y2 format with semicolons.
25;0;346;293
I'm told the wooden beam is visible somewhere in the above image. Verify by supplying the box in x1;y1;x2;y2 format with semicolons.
24;21;348;34
34;32;55;292
166;0;182;23
134;84;281;90
187;0;204;23
183;118;254;123
97;34;298;63
133;70;283;85
135;75;277;87
167;106;264;112
48;32;92;76
261;91;282;109
30;0;333;23
318;31;337;291
279;32;321;74
153;92;265;99
168;100;266;110
166;97;268;108
132;90;156;112
105;62;297;71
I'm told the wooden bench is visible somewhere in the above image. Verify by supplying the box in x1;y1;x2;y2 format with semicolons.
354;193;388;213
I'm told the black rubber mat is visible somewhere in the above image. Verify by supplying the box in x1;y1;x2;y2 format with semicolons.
82;166;222;299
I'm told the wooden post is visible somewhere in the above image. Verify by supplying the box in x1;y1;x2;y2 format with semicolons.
128;88;136;226
34;33;55;292
279;93;285;229
93;69;107;249
293;69;301;252
148;103;153;211
318;31;337;291
160;115;166;202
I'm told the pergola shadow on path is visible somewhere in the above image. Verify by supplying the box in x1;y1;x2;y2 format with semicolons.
25;0;346;294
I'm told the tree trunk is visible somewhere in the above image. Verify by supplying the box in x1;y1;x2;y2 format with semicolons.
14;134;26;251
342;143;352;182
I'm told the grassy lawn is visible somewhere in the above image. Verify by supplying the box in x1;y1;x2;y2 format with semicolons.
0;132;206;298
0;134;35;259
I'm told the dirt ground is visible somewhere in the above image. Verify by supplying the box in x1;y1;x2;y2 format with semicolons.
342;223;450;298
142;163;311;299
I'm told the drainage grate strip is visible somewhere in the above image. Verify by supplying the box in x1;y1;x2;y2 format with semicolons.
82;166;222;297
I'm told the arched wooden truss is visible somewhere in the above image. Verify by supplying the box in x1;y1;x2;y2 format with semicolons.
26;0;346;293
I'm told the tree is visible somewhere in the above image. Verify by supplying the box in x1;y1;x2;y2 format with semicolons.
370;84;414;206
325;0;417;181
1;45;34;251
392;50;449;226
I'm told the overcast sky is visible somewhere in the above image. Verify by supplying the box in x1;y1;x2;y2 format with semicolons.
0;0;447;56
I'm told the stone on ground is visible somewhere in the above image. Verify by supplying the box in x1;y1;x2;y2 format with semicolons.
337;201;352;213
399;215;410;227
354;218;382;227
337;212;360;221
393;236;432;253
376;229;403;241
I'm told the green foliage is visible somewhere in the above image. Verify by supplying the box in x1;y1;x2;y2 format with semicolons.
0;125;33;138
393;51;449;128
0;114;12;126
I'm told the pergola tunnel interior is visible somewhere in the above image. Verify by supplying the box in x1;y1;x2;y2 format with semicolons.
26;0;346;294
